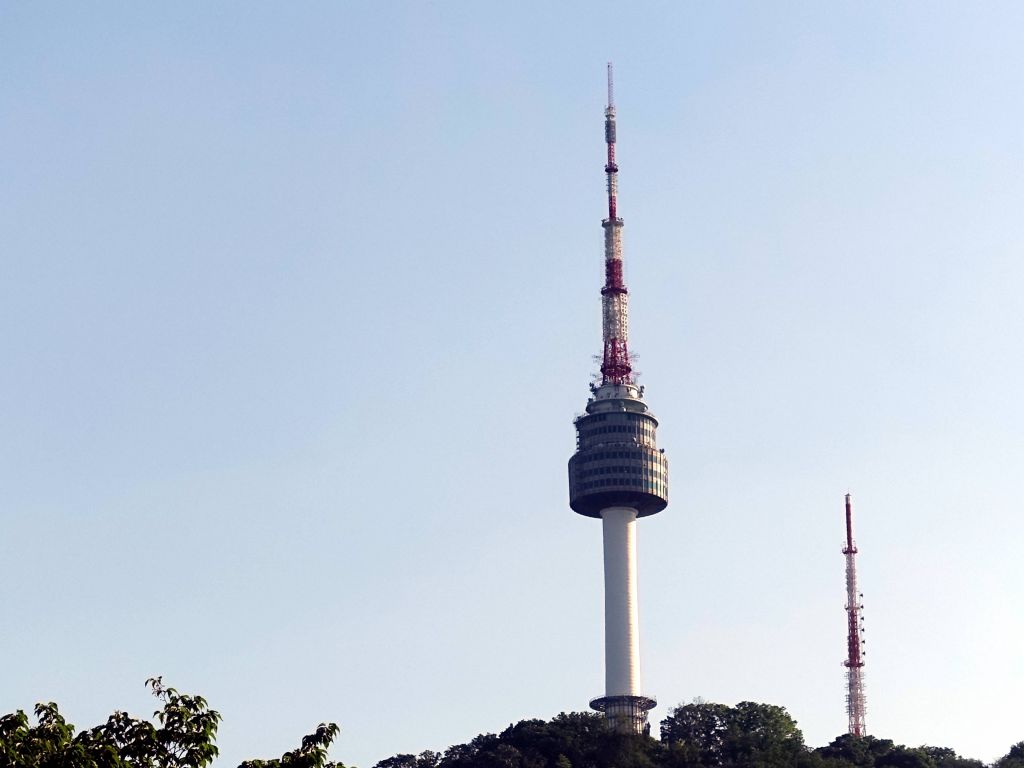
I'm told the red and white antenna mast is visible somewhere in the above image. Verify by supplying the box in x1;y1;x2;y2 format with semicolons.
842;493;867;736
600;62;631;385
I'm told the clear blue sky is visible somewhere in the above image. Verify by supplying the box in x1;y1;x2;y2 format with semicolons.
2;2;1022;766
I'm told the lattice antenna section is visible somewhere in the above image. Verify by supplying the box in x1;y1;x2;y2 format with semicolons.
600;62;631;385
842;493;867;736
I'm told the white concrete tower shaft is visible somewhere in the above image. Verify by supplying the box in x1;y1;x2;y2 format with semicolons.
602;506;642;696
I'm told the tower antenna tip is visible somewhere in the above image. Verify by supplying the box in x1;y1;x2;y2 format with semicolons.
607;62;615;109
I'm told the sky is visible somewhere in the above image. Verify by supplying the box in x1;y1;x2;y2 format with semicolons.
2;2;1023;766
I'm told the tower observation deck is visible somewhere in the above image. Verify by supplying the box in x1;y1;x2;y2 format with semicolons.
567;64;669;736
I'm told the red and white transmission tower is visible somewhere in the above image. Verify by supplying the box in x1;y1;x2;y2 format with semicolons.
842;493;867;736
599;62;631;385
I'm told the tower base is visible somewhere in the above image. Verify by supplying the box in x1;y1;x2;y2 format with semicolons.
590;694;656;735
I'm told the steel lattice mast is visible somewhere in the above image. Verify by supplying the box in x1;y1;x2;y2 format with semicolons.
842;493;867;736
568;64;670;736
600;62;631;385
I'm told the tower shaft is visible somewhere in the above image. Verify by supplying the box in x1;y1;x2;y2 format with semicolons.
842;494;867;736
602;506;641;696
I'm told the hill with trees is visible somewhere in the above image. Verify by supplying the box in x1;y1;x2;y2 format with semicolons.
1;680;1019;768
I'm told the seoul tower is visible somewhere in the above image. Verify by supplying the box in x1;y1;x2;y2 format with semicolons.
567;64;669;736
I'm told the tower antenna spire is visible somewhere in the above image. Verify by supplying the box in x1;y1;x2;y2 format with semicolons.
607;61;615;109
842;493;867;736
600;62;629;384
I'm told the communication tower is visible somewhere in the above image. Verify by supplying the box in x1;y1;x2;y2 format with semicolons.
567;64;670;736
842;493;867;736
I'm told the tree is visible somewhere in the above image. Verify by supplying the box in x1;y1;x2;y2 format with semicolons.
659;701;733;765
817;735;897;768
875;747;935;768
0;703;80;768
238;722;344;768
815;735;981;768
914;747;981;768
1;682;1001;768
374;752;441;768
660;700;805;768
0;677;221;768
381;711;660;768
996;743;1024;768
725;702;804;767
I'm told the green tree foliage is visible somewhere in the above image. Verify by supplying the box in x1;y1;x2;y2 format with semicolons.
0;677;221;768
373;751;440;768
373;712;660;768
0;678;342;768
920;747;983;768
996;743;1024;768
238;722;345;768
815;735;986;768
817;735;899;768
1;683;1015;768
659;700;733;766
659;700;805;768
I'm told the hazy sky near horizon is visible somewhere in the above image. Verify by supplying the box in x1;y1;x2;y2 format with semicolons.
2;2;1023;766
